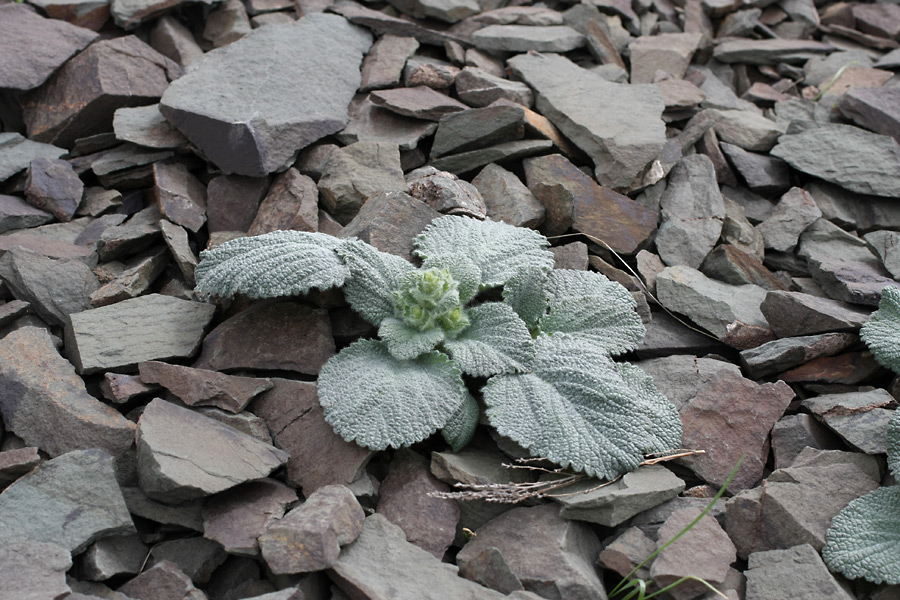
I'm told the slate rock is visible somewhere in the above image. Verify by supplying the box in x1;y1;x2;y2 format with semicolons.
771;414;843;470
22;36;181;148
508;52;666;191
150;15;205;68
259;484;364;574
90;247;169;307
318;141;406;225
759;290;871;337
0;326;135;459
472;25;585;52
678;370;794;491
339;191;440;260
81;533;148;581
635;310;726;358
203;0;252;47
136;398;289;503
432;105;525;159
428;139;553;176
700;244;786;291
406;166;486;218
206;174;267;234
376;449;458;559
0;541;72;600
24;157;84;222
65;294;215;374
779;351;880;385
330;513;509;600
149;537;227;584
837;87;900;142
713;109;785;152
0;4;98;91
739;332;858;379
403;56;460;89
253;378;369;495
110;0;215;30
0;194;53;233
650;507;736;600
770;124;900;198
160;14;372;177
712;38;833;65
454;67;534;108
331;0;467;47
194;300;334;375
457;503;605;598
553;242;590;271
369;86;468;121
809;180;900;234
138;361;272;414
337;94;438;151
656;265;769;339
800;389;894;455
0;447;42;488
720;142;790;196
202;479;298;556
360;35;419;92
244;169;314;235
113;104;190;150
656;154;725;268
472;163;545;228
553;465;684;527
121;486;204;531
597;527;655;580
0;449;134;553
0;133;67;183
0;245;98;326
725;448;880;559
637;354;741;411
160;220;198;286
756;187;821;253
118;560;204;600
384;0;478;23
745;544;855;600
628;32;701;84
153;162;207;233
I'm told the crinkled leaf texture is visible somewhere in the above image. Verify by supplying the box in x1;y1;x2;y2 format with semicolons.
318;339;467;450
861;286;900;376
194;231;350;299
421;253;482;304
442;391;480;452
338;239;415;326
539;270;645;356
823;485;900;585
889;409;900;480
482;334;682;480
442;302;535;377
503;266;549;329
378;316;446;360
414;216;554;288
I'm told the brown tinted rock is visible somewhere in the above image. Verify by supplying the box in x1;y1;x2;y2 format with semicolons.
472;163;544;228
150;15;205;68
206;175;267;234
81;533;148;581
771;414;843;469
251;379;373;496
701;244;787;291
139;361;273;413
136;398;289;503
90;246;169;307
153;162;207;233
628;32;701;84
779;351;880;385
0;194;53;233
340;191;440;260
739;332;858;379
360;35;420;92
202;479;298;556
760;290;871;337
838;85;900;143
597;527;655;580
194;300;334;375
406;166;486;218
678;370;794;492
338;94;439;151
24;157;83;222
713;38;833;65
0;133;68;183
431;105;525;159
248;168;318;234
318;141;406;225
0;446;41;488
121;486;204;531
203;0;252;47
113;104;189;150
454;67;534;108
99;372;158;404
800;388;894;454
0;5;98;91
331;0;467;47
745;544;855;600
149;537;227;585
552;241;589;271
369;86;468;121
404;57;459;89
428;139;553;175
0;327;135;458
22;36;182;148
259;484;364;574
160;220;198;286
0;541;71;600
97;204;163;262
118;560;203;600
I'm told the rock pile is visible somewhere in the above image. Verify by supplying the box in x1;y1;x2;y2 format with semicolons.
0;0;899;598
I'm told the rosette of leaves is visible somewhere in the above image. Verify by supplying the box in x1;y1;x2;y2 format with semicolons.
194;216;682;480
822;286;900;584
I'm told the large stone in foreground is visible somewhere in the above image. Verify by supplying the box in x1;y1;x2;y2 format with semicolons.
65;294;216;374
160;14;372;176
136;398;289;503
508;52;665;191
0;327;135;458
0;541;72;600
0;449;134;553
745;544;855;600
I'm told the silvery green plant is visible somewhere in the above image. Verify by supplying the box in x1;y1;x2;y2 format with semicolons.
822;286;900;584
194;216;682;480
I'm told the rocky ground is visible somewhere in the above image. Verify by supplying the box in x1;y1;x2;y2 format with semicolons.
1;0;900;598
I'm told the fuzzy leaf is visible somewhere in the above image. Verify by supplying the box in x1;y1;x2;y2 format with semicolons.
861;286;900;376
823;485;900;585
194;231;349;299
502;266;549;329
442;302;535;377
888;409;900;480
338;239;415;326
482;334;682;479
442;391;480;452
538;269;645;356
378;316;446;360
318;339;466;450
414;216;554;288
421;252;482;304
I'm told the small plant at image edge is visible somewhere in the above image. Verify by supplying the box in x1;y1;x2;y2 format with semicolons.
821;285;900;584
193;216;682;482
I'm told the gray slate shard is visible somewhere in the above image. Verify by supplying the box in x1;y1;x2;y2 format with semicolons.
508;52;666;191
202;479;298;556
757;187;821;253
429;139;553;175
0;133;67;183
0;541;72;600
431;105;525;158
739;332;858;379
712;38;833;64
113;104;190;150
65;293;216;374
369;86;469;121
383;0;479;23
148;536;227;584
0;327;135;458
0;5;98;91
800;389;895;455
0;194;53;232
770;124;900;198
81;533;148;581
864;230;900;280
24;157;84;222
136;398;289;503
472;163;545;228
838;87;900;142
159;14;373;177
337;95;438;151
471;25;585;53
745;544;855;600
111;0;219;30
454;67;534;108
720;143;790;196
360;35;420;92
760;290;871;337
0;449;134;554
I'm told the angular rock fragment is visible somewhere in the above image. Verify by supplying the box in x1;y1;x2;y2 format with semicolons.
148;537;227;584
756;187;821;253
720;142;790;196
24;157;84;222
259;484;364;574
0;449;134;553
700;245;786;291
66;294;215;374
0;194;54;233
113;104;190;150
712;38;833;64
160;15;372;176
384;0;478;23
153;162;207;233
331;0;467;47
771;414;843;470
139;361;272;413
121;486;204;531
118;560;204;600
838;87;900;142
246;168;317;235
318;141;406;225
472;163;544;228
739;332;858;379
90;247;169;307
360;35;419;92
338;95;438;151
759;290;871;337
509;52;666;191
472;25;585;52
800;389;894;455
206;174;268;234
0;447;41;488
150;15;205;68
431;105;525;158
203;0;252;47
369;86;469;121
81;533;148;581
597;527;655;580
160;220;198;285
136;398;289;503
429;139;553;176
202;479;297;556
628;32;701;84
454;67;534;108
0;541;72;600
779;351;880;385
406;166;486;218
713;109;785;152
0;133;67;183
340;191;441;260
745;544;855;600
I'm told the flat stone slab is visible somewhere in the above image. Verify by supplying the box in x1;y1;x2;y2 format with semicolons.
65;294;216;374
160;14;372;176
745;544;855;600
508;52;666;191
471;25;585;53
138;361;272;413
0;133;66;183
739;332;858;378
0;449;134;554
800;389;894;454
136;398;289;503
0;541;72;600
713;38;834;64
0;327;135;458
759;290;871;337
